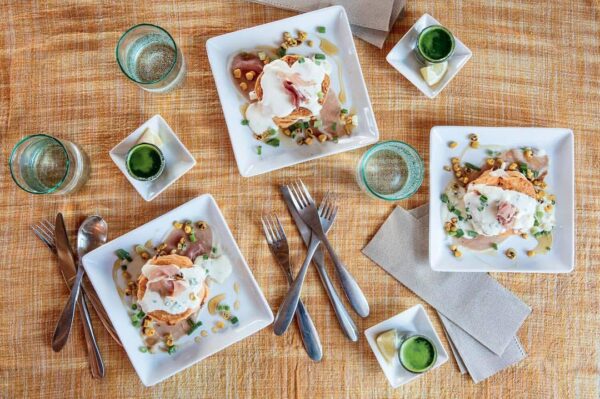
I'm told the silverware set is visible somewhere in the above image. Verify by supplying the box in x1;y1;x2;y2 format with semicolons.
262;180;369;360
31;213;120;378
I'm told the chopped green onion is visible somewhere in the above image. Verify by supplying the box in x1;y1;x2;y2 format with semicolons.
297;57;305;63
217;304;230;311
332;136;339;143
519;163;528;174
464;162;481;171
316;26;326;33
241;119;249;126
313;119;323;128
189;232;197;242
256;145;262;156
139;346;148;353
480;195;488;203
491;243;499;250
448;230;457;237
167;345;177;355
455;229;465;238
440;193;449;203
291;133;296;139
317;91;324;99
136;310;145;319
303;121;310;129
186;319;203;335
131;304;138;310
131;314;139;322
116;249;132;262
230;316;239;324
340;108;348;114
314;53;326;60
331;122;337;131
467;230;478;238
315;60;321;65
203;254;209;260
132;320;140;327
477;205;484;212
212;246;217;253
276;47;286;57
266;138;280;147
267;127;277;137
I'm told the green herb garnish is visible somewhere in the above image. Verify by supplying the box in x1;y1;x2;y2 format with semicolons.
266;138;280;147
314;53;326;60
332;136;339;143
317;91;324;99
467;230;478;238
212;246;217;254
519;163;528;174
203;254;209;260
266;127;277;137
464;162;481;171
186;319;203;335
340;108;348;114
256;145;262;156
131;304;138;310
189;232;197;242
116;249;132;262
297;56;305;63
441;193;449;203
455;229;465;238
276;47;286;57
167;345;177;355
313;119;323;128
303;121;310;129
480;195;488;203
230;316;239;324
136;310;145;319
139;346;148;353
132;320;140;327
316;26;326;33
241;119;249;126
491;243;499;250
331;122;337;131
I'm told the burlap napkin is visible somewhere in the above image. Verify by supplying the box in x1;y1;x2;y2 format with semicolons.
362;205;530;382
248;0;406;48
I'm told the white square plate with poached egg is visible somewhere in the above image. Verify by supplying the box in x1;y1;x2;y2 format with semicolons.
82;194;273;386
206;6;379;177
429;126;574;273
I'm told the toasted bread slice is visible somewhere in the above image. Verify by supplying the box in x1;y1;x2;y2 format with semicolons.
253;55;330;129
137;254;209;325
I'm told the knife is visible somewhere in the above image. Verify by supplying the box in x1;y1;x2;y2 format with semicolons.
281;186;359;342
55;213;105;378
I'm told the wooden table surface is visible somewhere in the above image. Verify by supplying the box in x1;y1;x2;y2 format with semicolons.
1;1;599;398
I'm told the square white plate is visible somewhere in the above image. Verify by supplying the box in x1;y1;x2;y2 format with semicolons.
429;126;575;273
364;304;449;388
82;194;274;386
386;14;472;99
206;6;379;177
109;114;196;201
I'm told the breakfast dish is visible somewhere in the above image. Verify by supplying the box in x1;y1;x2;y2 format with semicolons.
206;6;378;176
429;126;574;273
82;195;273;386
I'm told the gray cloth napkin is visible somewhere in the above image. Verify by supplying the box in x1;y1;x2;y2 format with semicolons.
362;205;531;382
248;0;406;48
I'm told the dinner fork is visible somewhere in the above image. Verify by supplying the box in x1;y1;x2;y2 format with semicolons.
288;180;370;318
31;220;104;378
273;193;338;334
261;214;322;361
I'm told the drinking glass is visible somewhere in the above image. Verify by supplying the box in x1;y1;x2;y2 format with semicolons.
397;333;438;374
9;134;90;195
116;23;186;93
356;140;424;201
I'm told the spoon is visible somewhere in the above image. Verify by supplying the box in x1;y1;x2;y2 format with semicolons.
52;216;108;352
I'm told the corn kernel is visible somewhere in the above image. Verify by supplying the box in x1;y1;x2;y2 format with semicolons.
240;81;248;91
448;141;458;149
527;250;536;257
451;157;460;164
233;69;242;79
245;71;255;81
453;250;462;257
469;141;480;149
508;162;518;171
450;245;458;251
317;134;327;142
486;158;495;166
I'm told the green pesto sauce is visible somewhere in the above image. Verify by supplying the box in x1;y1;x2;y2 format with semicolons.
127;144;163;179
399;336;437;372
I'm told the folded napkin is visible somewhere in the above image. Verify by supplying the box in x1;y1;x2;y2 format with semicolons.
248;0;406;48
362;205;531;382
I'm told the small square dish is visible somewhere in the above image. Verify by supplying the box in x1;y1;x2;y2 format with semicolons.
364;304;448;388
109;114;196;201
82;194;274;386
206;6;379;177
386;14;472;99
429;126;574;273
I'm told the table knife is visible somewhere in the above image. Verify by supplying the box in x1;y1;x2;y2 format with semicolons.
281;186;359;341
55;213;105;378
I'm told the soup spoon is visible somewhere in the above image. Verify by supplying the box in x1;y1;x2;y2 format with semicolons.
52;216;108;352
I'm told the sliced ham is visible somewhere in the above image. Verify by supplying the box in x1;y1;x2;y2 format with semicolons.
231;53;264;75
500;148;549;176
163;224;213;262
319;88;342;135
497;201;518;226
142;263;188;298
283;80;306;108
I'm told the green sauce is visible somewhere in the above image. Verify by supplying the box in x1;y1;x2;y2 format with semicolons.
126;143;165;181
399;336;437;373
417;25;455;63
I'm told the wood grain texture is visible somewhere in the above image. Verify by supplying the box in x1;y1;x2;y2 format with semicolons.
1;1;599;398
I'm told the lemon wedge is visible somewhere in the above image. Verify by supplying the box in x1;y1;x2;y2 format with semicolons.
376;329;398;362
420;61;448;86
137;127;163;148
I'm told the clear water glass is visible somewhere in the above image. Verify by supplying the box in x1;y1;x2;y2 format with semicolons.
116;23;186;93
9;134;90;195
356;141;424;201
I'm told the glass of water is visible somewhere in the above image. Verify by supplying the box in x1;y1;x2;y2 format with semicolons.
116;23;186;93
356;141;424;201
9;134;90;195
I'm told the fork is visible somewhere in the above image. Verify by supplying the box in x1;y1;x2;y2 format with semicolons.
261;214;322;361
31;220;105;378
272;193;338;334
288;180;370;318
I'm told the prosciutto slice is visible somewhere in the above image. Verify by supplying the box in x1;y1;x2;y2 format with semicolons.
283;80;306;108
143;264;188;298
497;201;518;226
231;53;264;75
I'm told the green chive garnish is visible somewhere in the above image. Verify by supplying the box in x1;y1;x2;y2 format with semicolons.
491;243;499;250
241;119;249;126
230;316;239;324
212;246;217;253
332;136;339;143
257;145;262;156
455;229;465;238
267;127;277;137
480;195;488;203
186;320;203;335
464;162;481;171
167;346;176;355
132;320;140;327
116;249;132;262
331;122;337;131
316;26;326;33
298;57;305;63
266;138;280;147
189;232;197;242
467;230;478;238
131;304;138;310
203;254;209;260
440;193;449;203
139;346;148;353
314;53;326;60
340;108;348;114
277;47;286;57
